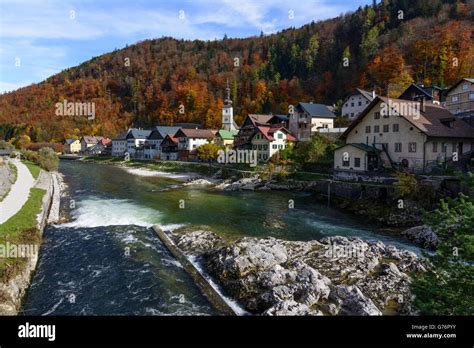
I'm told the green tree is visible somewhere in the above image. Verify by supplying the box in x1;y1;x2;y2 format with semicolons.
196;143;220;165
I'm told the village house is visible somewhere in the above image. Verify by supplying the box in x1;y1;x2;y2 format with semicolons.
444;78;474;125
84;138;112;156
143;126;181;160
216;129;238;149
341;89;376;121
174;128;217;161
63;139;81;154
334;96;474;174
111;130;130;157
80;136;104;153
234;114;289;149
160;134;179;161
250;125;296;162
288;102;336;141
398;84;445;105
125;129;152;158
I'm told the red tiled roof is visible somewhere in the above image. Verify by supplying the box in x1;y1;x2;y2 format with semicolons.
254;125;296;141
175;128;217;139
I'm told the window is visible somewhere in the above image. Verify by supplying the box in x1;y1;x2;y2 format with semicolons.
393;124;399;132
350;113;354;117
358;101;362;106
354;158;361;168
342;158;349;167
470;92;474;101
374;125;380;133
374;112;380;119
351;103;354;107
263;145;268;150
394;143;402;152
366;101;369;104
345;103;348;107
452;143;457;152
432;142;438;153
272;144;277;149
452;95;458;102
409;142;417;153
383;125;389;133
278;133;283;139
462;83;469;90
442;143;447;152
365;126;371;133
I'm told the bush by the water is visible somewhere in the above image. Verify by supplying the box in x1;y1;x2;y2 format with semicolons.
22;147;59;172
411;173;474;315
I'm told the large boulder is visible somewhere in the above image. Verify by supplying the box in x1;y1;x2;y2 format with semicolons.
402;225;438;250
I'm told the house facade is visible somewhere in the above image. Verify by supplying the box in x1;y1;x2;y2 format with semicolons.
334;97;474;174
398;84;445;105
444;78;474;125
64;139;81;154
125;129;152;158
288;102;335;141
174;128;216;161
80;136;103;153
160;134;179;160
341;89;376;121
216;129;238;149
234;114;287;149
250;125;295;162
143;126;181;160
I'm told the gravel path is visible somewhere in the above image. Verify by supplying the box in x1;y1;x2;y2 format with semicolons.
0;160;35;224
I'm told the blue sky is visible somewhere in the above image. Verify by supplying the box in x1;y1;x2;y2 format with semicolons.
0;0;372;93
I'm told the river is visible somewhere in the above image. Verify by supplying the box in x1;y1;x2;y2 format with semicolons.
22;161;418;315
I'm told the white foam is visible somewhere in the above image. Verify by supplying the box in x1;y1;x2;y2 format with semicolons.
60;197;161;228
122;167;193;181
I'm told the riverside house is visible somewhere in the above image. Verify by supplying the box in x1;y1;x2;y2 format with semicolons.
444;78;474;125
80;136;104;153
288;102;336;141
216;129;238;149
160;134;179;160
125;129;152;158
250;125;296;162
143;126;181;160
174;128;217;161
64;139;81;154
398;84;445;105
111;130;129;157
334;96;474;174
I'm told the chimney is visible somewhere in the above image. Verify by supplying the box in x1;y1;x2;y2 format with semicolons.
372;90;376;99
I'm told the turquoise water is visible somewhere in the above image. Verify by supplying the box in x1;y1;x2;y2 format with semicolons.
22;161;417;315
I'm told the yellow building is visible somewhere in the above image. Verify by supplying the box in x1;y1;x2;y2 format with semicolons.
64;139;81;154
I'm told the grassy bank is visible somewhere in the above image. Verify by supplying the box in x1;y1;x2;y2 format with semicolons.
0;187;45;282
22;160;41;179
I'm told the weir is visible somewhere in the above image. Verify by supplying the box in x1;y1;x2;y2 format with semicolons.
151;225;237;316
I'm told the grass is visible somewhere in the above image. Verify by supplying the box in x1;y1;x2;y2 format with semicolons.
0;187;45;283
22;160;41;179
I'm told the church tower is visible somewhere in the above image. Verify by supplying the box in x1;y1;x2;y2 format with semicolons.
222;80;236;131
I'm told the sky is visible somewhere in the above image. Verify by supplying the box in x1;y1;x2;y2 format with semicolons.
0;0;372;93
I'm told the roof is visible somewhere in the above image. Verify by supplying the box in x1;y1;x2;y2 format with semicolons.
399;84;437;100
446;78;474;94
127;129;152;139
153;126;181;138
342;96;474;139
297;103;336;118
247;114;274;126
65;138;78;144
113;130;130;140
81;136;103;144
337;143;381;153
217;129;238;140
175;128;217;139
162;134;178;145
273;114;289;122
253;125;296;142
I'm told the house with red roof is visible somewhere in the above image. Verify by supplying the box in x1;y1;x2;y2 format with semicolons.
160;134;179;161
250;124;296;162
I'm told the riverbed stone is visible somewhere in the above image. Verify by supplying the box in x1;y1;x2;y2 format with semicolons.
402;225;438;250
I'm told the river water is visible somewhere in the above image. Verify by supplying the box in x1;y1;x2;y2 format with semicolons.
22;161;417;315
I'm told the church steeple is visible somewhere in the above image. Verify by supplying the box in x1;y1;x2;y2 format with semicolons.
222;80;236;131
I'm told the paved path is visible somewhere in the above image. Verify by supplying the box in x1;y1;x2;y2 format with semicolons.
0;160;35;224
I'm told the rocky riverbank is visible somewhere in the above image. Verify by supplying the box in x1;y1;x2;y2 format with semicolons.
167;228;426;316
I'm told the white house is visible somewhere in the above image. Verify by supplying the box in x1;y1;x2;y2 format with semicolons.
112;130;130;157
334;96;474;174
174;128;216;161
143;126;181;160
341;89;376;121
288;102;335;141
250;125;296;162
125;129;152;158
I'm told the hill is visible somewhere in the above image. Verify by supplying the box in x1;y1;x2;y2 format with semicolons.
0;0;473;143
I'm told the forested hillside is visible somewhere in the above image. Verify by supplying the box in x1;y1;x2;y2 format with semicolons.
0;0;473;143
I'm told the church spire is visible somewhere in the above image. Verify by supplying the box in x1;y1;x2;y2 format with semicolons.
225;79;232;106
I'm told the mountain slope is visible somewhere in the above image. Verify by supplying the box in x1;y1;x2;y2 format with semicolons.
0;0;473;143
